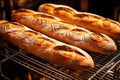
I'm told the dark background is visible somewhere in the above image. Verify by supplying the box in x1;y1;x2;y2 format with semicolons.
1;0;120;21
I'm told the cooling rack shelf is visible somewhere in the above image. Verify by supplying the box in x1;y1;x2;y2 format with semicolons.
0;37;120;80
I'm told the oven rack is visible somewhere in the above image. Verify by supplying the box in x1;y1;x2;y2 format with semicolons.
0;38;77;80
88;52;120;80
0;37;120;80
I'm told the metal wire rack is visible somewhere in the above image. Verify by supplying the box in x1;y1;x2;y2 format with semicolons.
0;36;120;80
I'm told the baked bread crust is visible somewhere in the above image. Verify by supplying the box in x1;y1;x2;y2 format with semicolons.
12;9;117;54
38;3;120;39
0;20;94;71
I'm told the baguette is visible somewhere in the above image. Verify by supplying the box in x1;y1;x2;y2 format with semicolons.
12;9;117;54
0;20;94;71
38;3;120;39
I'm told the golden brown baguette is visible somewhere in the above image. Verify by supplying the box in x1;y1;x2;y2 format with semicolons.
38;3;120;39
0;20;94;71
12;9;117;54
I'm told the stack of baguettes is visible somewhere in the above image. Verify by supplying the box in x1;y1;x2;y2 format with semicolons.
0;3;120;71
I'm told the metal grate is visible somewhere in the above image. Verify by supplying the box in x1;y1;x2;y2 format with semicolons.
0;37;120;80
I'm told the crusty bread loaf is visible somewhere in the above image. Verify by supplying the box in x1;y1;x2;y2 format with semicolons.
12;9;117;54
0;20;94;71
38;3;120;39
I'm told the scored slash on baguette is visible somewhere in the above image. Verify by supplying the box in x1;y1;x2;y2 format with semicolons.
0;20;94;71
12;9;117;54
38;3;120;39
